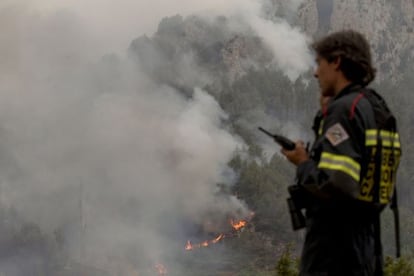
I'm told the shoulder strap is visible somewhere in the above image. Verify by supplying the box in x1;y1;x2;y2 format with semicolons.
349;92;365;120
349;89;397;131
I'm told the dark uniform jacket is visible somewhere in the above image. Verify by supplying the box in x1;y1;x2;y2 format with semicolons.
296;83;399;276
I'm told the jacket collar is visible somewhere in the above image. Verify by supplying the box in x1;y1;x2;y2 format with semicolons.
332;83;363;101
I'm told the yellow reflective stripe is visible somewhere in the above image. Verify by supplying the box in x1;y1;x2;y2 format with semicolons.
366;139;377;146
383;140;401;148
318;152;361;182
318;120;324;136
365;129;377;146
392;133;401;148
387;132;401;148
365;129;401;148
319;152;360;170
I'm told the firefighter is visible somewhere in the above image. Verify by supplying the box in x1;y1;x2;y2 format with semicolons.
281;30;401;275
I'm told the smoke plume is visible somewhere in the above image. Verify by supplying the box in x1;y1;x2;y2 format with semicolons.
0;0;312;273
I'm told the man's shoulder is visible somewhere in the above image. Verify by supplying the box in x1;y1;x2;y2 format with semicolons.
326;89;376;128
328;91;369;113
329;90;370;113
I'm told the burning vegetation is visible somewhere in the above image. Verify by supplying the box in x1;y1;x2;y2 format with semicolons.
185;215;253;252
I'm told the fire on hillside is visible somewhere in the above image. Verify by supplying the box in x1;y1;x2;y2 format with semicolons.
185;213;254;252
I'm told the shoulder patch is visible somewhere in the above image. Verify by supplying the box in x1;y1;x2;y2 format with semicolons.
325;123;349;146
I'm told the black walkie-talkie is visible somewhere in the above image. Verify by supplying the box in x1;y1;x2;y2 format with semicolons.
258;127;295;150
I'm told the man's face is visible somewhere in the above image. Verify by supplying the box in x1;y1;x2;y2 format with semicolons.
314;55;339;97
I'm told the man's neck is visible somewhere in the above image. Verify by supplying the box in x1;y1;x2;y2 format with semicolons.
333;79;352;96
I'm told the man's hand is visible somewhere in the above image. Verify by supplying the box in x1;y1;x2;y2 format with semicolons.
281;140;309;166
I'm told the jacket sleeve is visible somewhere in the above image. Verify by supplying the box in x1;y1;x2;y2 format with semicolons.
296;100;371;199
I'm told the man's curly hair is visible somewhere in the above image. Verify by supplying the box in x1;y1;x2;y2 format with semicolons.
312;30;376;86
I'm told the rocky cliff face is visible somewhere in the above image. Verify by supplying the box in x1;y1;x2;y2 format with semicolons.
130;1;414;88
297;0;414;80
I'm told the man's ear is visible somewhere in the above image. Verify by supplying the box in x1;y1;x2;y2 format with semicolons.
332;56;341;70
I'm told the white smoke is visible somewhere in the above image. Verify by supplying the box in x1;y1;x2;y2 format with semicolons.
194;0;312;80
6;0;312;80
254;4;312;80
0;0;312;273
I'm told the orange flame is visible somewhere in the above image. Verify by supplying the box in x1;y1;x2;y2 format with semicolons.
230;219;247;230
184;215;252;251
212;234;224;244
184;236;221;250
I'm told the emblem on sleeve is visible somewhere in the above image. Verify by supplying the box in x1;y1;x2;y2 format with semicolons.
325;123;349;146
